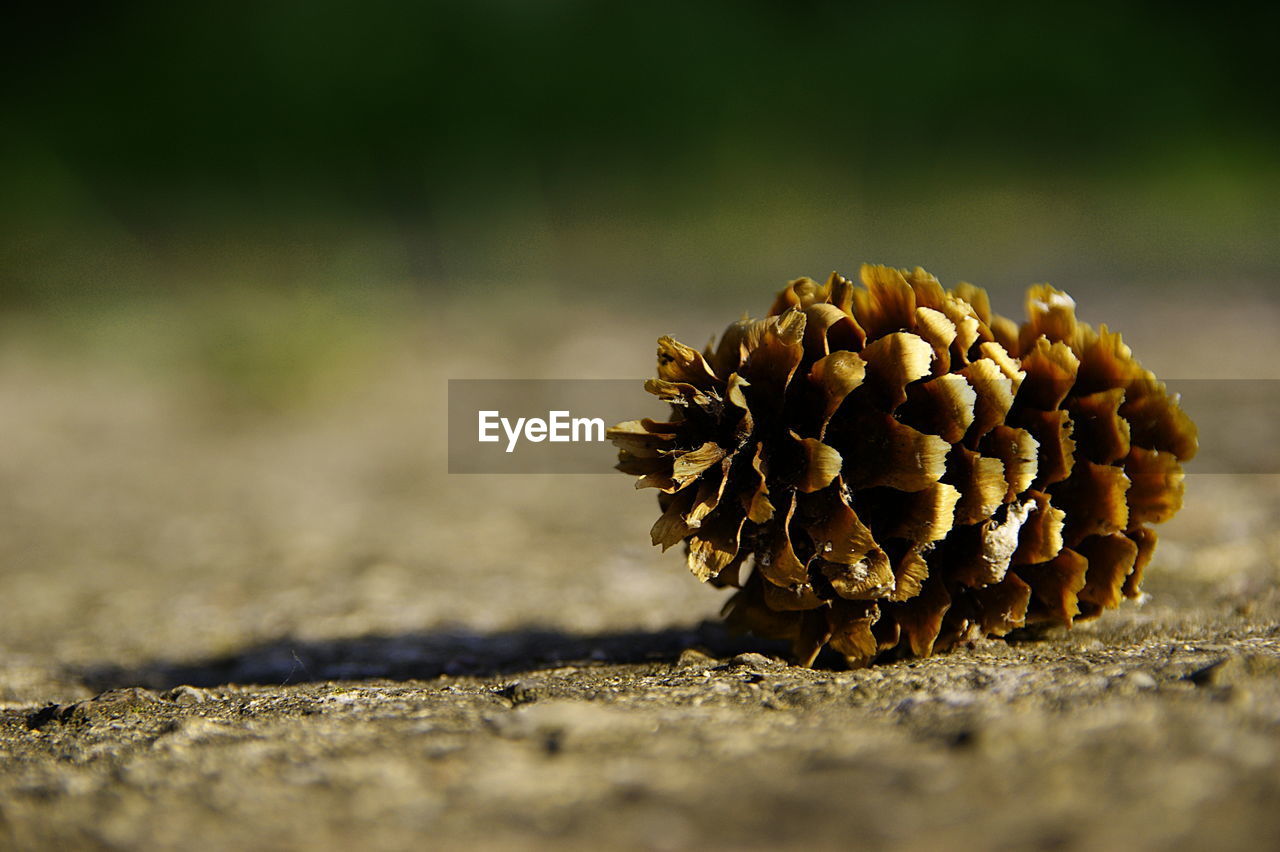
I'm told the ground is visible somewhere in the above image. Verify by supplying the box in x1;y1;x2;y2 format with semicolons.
1;291;1277;851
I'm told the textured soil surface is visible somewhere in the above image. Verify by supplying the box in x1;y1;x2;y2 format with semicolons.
2;294;1278;851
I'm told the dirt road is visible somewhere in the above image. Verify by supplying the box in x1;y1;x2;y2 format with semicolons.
2;291;1277;850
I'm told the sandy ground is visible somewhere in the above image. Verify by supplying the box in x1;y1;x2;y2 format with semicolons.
1;289;1278;851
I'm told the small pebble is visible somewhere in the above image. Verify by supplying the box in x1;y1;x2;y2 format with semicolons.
1126;670;1157;690
676;648;717;669
727;652;786;673
163;685;210;705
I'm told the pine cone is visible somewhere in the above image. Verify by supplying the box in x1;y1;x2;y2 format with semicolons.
609;265;1197;667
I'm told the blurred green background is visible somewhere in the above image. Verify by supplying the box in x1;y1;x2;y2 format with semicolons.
2;0;1277;401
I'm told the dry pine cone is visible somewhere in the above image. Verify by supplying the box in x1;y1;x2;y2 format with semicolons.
609;265;1196;667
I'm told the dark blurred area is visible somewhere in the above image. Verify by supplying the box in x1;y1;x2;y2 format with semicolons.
3;0;1278;312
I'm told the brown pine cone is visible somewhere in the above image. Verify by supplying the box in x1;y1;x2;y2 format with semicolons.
608;265;1197;667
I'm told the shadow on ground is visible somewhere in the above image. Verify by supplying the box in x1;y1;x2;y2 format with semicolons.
79;622;790;691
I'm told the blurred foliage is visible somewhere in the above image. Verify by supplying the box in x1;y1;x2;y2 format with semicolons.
2;0;1278;309
7;0;1279;201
